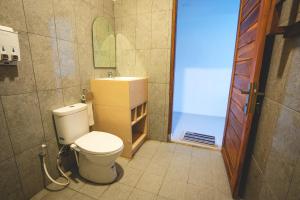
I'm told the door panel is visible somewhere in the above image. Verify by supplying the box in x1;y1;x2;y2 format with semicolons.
235;60;252;76
222;0;274;197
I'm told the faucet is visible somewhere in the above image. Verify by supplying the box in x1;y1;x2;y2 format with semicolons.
108;71;113;78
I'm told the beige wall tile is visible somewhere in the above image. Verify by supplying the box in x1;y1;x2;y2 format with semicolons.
74;0;93;45
281;38;300;112
0;100;9;139
114;0;137;17
137;0;153;14
15;145;45;199
45;139;60;180
0;105;13;162
148;83;166;115
0;0;27;32
123;16;137;50
252;99;280;172
151;11;171;49
152;0;171;11
135;50;150;76
0;158;23;199
38;89;64;141
104;0;114;17
78;43;95;86
136;13;151;50
53;0;77;41
287;157;300;200
149;49;169;83
0;135;14;163
23;0;56;37
1;93;44;155
148;113;165;141
117;50;136;76
29;34;61;91
265;36;291;102
57;40;80;88
62;86;81;105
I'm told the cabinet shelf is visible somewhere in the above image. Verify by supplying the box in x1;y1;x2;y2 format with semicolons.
131;113;147;126
91;77;148;158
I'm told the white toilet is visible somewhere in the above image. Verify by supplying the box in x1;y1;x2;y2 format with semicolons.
53;103;124;184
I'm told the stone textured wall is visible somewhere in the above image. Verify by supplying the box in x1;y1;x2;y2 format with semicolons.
0;0;114;199
243;1;300;199
113;0;173;141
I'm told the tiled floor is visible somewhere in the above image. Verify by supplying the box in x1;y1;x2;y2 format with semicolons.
31;140;232;200
171;112;226;147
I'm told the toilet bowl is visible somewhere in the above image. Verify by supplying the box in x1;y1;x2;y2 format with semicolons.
53;103;124;184
73;131;123;183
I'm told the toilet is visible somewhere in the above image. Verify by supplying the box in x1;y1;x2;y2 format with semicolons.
53;103;124;184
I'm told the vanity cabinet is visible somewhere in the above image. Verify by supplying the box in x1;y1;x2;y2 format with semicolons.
91;77;148;158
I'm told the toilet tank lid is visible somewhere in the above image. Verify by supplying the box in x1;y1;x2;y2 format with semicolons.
53;103;87;116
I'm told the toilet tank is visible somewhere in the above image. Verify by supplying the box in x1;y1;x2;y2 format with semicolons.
53;103;89;145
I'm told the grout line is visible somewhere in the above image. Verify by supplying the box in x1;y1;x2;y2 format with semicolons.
264;97;300;115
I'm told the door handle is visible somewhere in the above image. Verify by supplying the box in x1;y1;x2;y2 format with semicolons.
239;83;252;114
239;83;265;114
240;89;250;95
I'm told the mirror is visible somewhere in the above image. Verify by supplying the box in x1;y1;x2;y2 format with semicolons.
92;17;116;68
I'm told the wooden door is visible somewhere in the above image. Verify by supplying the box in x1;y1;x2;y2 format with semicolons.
222;0;274;197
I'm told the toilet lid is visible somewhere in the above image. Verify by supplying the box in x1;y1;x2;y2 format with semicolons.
75;131;123;155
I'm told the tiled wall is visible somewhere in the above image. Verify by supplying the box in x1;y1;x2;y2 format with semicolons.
244;1;300;199
113;0;173;141
0;0;114;199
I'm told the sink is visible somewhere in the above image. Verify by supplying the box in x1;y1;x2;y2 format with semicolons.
91;77;148;108
95;76;147;81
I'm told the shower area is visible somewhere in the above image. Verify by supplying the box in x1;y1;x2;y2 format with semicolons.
171;0;239;147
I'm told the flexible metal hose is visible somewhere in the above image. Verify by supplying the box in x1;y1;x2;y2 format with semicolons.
41;144;70;186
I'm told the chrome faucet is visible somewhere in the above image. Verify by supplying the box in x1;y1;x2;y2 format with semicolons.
108;71;113;78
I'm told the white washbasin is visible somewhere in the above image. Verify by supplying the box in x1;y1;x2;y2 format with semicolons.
95;77;147;81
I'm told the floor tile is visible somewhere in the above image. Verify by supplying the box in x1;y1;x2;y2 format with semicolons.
144;161;169;177
159;179;187;200
29;141;232;200
30;189;49;200
116;157;130;169
100;183;133;200
127;156;151;171
136;172;164;194
174;144;193;157
119;167;144;187
156;142;176;154
40;188;76;200
71;192;96;200
156;196;173;200
78;182;109;199
128;189;156;200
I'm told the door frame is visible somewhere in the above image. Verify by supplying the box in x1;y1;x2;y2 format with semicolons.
167;0;178;138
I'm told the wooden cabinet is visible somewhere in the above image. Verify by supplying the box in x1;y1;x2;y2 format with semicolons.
91;77;148;158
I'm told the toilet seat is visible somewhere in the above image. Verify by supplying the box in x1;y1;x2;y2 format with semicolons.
75;131;123;155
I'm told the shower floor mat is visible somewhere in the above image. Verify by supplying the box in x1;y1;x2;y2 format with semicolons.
183;131;216;146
